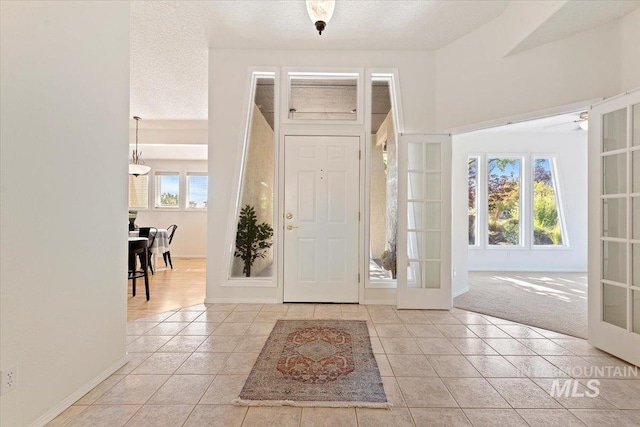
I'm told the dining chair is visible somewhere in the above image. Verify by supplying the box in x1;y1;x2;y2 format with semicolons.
138;227;157;274
163;224;178;269
128;238;150;300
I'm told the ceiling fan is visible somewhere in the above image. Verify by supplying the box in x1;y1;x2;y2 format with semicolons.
543;111;589;131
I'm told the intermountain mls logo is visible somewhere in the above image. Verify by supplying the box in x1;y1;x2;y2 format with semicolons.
548;365;639;398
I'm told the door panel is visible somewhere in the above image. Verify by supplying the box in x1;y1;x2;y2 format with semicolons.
588;90;640;367
283;135;360;302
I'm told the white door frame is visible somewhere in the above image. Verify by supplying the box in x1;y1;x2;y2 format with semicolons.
277;125;366;303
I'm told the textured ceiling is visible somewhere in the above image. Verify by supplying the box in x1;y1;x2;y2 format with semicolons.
130;0;639;122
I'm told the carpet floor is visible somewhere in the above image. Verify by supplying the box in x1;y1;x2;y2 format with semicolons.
454;271;588;339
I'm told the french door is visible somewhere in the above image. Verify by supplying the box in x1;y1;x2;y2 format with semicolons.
283;135;360;302
397;134;452;309
588;90;640;366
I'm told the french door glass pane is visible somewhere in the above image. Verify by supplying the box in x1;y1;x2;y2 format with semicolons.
533;158;563;245
407;261;422;288
633;151;640;193
602;198;627;238
408;143;424;170
603;107;627;152
633;244;640;287
488;158;521;246
425;173;441;200
634;197;640;240
424;202;441;230
424;144;441;170
408;202;424;229
603;153;627;195
602;241;627;284
423;261;441;289
468;158;478;246
634;291;640;334
406;261;441;289
633;103;640;147
603;284;627;329
408;172;424;199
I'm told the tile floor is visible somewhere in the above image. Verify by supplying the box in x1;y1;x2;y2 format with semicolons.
48;304;640;427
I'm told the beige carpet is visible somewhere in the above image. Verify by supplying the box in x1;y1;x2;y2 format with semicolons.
454;272;587;339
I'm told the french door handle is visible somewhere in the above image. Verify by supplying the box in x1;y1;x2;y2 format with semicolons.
287;224;299;230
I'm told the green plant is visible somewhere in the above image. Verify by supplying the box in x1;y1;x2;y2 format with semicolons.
234;204;273;277
160;192;179;206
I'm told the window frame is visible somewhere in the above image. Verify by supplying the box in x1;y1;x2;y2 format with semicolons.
153;171;181;210
531;155;569;249
485;155;525;249
467;155;481;249
185;172;208;210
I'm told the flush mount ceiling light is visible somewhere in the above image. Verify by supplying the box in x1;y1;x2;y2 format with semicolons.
129;116;151;177
306;0;335;35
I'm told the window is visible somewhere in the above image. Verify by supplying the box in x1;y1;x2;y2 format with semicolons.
287;72;360;122
533;158;564;245
468;157;478;246
128;175;148;209
186;173;208;209
487;157;521;246
154;172;179;208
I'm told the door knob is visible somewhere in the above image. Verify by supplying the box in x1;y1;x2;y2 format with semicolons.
286;213;293;219
287;225;299;230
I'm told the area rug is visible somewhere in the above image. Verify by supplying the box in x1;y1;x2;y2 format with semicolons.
233;319;389;408
454;271;587;338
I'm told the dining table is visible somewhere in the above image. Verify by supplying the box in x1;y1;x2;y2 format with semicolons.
128;228;170;269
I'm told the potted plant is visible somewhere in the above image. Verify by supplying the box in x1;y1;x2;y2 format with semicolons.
234;204;273;277
380;244;397;279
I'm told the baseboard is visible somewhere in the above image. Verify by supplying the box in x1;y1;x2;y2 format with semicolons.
204;297;278;304
469;269;587;273
452;287;469;298
29;354;129;427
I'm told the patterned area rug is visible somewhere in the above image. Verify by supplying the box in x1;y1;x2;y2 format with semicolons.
233;319;389;408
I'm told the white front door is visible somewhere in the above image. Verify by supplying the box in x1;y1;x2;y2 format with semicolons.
283;135;360;303
588;90;640;366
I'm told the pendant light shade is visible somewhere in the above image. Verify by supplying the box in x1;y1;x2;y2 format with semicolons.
306;0;335;35
129;116;151;177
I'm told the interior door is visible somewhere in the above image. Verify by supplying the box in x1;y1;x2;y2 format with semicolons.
397;134;452;309
588;90;640;366
283;135;360;302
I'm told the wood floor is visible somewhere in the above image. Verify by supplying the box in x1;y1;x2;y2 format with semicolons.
127;257;206;321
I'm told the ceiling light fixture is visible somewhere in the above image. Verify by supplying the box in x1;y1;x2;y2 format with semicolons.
578;112;589;131
129;116;151;177
306;0;335;35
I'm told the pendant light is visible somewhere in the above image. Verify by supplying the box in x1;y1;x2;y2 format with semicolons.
129;116;151;177
306;0;335;35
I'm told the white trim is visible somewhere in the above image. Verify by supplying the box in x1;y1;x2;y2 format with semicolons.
469;268;587;272
446;98;603;135
28;355;129;427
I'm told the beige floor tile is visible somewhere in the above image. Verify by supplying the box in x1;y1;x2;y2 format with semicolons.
550;339;608;356
134;312;175;322
131;353;190;375
581;356;640;378
199;374;248;404
466;325;511;338
367;307;402;324
462;409;527;426
46;405;87;427
175;352;230;375
300;408;357;427
423;312;462;325
127;322;160;336
442;378;509;408
404;324;444;338
396;377;458;407
219;353;259;375
314;305;343;318
480;315;516;325
451;313;492;325
488;378;562;408
74;375;125;405
387;354;437;377
184;405;247;427
66;405;140;427
197;335;242;352
375;324;411;337
516;409;586;426
580;379;640;409
242;407;301;427
253;311;285;322
165;311;202;322
211;322;252;336
95;375;169;405
379;337;422;354
448;339;497;355
381;376;407;407
543;355;597;378
194;311;230;323
465;355;524;377
158;335;206;353
370;336;384;353
569;409;640;427
126;336;173;353
124;405;194;427
145;322;190;336
503;355;569;378
233;304;264;312
355;408;415;427
342;311;371;320
115;353;153;375
260;304;289;313
497;324;547;339
396;311;431;324
181;304;208;312
206;303;237;312
374;353;394;376
178;322;220;336
233;335;268;353
517;338;574;355
409;408;471;426
226;311;259;323
484;339;536;356
245;322;276;335
435;325;477;338
426;355;481;377
147;375;214;405
531;378;615;409
415;338;460;355
126;336;140;345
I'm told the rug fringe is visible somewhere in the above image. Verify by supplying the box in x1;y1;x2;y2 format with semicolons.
231;397;391;409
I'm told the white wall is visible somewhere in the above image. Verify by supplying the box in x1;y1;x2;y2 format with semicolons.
0;2;129;426
208;50;436;303
451;130;588;294
134;159;208;258
619;7;640;92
